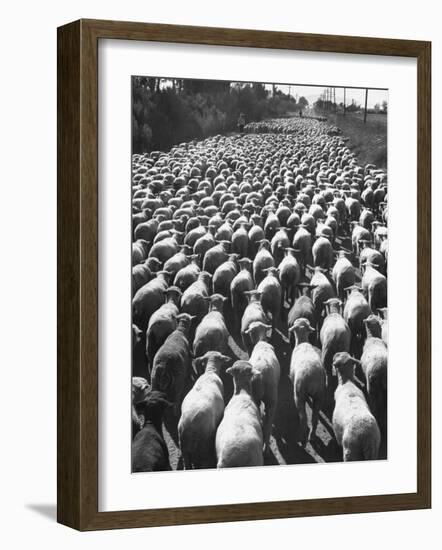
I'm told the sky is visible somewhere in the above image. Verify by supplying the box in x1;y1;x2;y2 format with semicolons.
156;78;388;109
266;84;388;109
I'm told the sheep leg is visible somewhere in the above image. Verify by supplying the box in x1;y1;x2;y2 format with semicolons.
290;285;296;307
263;400;276;454
350;333;360;359
337;283;343;303
368;383;386;436
309;397;322;442
294;392;308;446
301;260;306;278
182;451;192;470
363;434;381;461
326;368;334;392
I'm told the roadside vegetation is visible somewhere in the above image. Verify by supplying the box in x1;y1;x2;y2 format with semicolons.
326;112;387;169
132;77;308;153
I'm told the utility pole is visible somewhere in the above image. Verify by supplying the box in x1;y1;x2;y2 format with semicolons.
364;88;368;123
343;87;346;116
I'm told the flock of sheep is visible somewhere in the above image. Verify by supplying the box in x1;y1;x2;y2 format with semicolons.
131;116;388;472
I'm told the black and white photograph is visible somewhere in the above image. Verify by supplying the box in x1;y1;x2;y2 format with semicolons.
131;76;388;472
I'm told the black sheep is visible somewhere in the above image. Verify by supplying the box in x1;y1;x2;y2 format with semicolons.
132;391;172;472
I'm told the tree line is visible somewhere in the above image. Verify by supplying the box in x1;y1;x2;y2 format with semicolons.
132;77;308;153
314;96;388;115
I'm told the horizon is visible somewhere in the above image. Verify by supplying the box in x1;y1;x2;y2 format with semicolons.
148;77;388;109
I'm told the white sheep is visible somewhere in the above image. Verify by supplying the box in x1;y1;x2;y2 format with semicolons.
361;261;387;312
288;318;326;445
178;351;231;469
278;247;301;307
320;298;351;387
241;290;269;355
193;294;230;358
343;285;372;357
244;321;281;453
146;286;182;370
215;360;263;468
332;352;381;461
361;315;388;433
253;239;275;286
332;250;355;300
312;235;334;270
257;266;282;332
310;267;335;327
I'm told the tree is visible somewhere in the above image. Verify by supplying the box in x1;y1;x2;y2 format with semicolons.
313;98;325;111
132;77;307;153
346;98;361;113
298;96;309;109
382;100;388;113
252;82;268;100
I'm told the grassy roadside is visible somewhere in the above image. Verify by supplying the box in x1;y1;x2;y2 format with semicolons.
326;112;387;169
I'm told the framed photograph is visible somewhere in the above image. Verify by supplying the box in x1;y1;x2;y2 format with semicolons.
57;19;431;531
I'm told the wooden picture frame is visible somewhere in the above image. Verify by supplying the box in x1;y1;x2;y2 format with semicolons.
57;19;431;531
